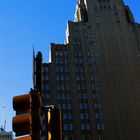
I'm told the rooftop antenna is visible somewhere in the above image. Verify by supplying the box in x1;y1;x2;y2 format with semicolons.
0;105;6;131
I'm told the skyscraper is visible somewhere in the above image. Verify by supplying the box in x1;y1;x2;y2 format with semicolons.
0;129;13;140
34;0;140;139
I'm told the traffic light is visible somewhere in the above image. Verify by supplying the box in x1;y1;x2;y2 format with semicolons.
12;89;42;140
47;108;62;140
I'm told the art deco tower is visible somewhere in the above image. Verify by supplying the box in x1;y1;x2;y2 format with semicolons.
34;0;140;140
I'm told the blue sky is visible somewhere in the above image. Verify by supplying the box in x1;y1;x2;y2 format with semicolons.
0;0;139;132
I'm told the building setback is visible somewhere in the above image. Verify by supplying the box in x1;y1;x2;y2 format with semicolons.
34;0;140;140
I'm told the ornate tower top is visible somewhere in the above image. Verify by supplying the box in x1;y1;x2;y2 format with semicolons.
74;0;88;22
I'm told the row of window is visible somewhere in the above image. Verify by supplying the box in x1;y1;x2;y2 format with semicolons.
87;40;97;45
42;66;49;72
77;83;99;90
54;72;98;82
56;75;69;81
87;51;99;57
58;103;72;110
76;67;84;72
57;94;71;100
56;85;71;90
55;58;68;64
73;40;81;45
56;66;69;72
94;4;118;11
63;135;91;140
58;103;102;110
75;58;84;64
42;109;104;120
63;124;90;131
56;83;99;90
56;93;101;100
89;58;100;64
56;65;98;76
57;93;87;100
62;112;104;120
42;81;99;91
63;123;105;131
42;76;49;81
54;58;100;66
42;84;50;90
85;32;96;39
77;75;85;80
73;24;95;31
54;52;100;65
55;50;67;56
42;83;99;91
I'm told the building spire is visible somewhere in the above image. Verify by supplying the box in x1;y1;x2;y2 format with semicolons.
74;0;88;22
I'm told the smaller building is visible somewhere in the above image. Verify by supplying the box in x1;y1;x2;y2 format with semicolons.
0;129;13;140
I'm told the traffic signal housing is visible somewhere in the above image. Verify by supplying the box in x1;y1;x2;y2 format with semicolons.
12;89;42;140
47;107;62;140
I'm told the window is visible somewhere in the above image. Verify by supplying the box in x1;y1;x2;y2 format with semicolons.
81;124;91;130
77;75;85;81
88;50;95;57
80;113;89;120
77;84;86;90
43;84;50;90
56;84;65;90
42;66;49;72
80;103;88;109
94;103;102;109
94;74;98;81
75;58;83;64
43;94;50;100
93;94;101;99
95;83;99;91
55;58;59;64
96;113;104;120
56;66;63;72
89;66;97;73
58;103;72;110
79;93;87;100
74;50;82;56
63;124;73;131
55;50;67;56
55;51;59;56
63;113;72;120
57;94;71;100
97;123;105;130
42;114;46;120
73;40;81;45
76;67;84;72
42;124;46;131
91;84;95;90
89;59;96;64
89;33;96;39
56;84;70;90
56;75;69;81
55;58;68;64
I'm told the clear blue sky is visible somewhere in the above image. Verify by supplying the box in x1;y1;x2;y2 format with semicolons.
0;0;139;132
